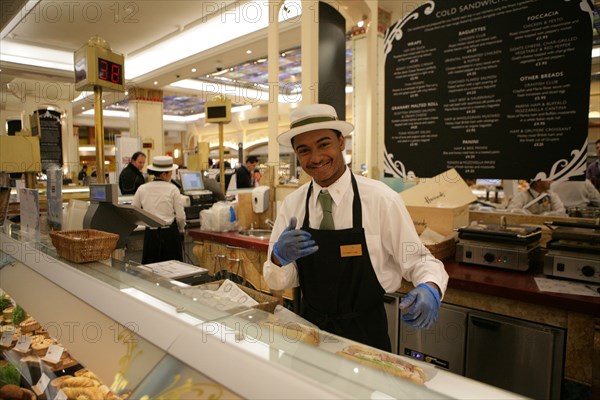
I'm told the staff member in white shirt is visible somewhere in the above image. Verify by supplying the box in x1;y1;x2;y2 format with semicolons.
133;156;186;264
263;104;448;351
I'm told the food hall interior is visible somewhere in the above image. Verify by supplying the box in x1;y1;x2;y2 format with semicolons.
0;1;599;399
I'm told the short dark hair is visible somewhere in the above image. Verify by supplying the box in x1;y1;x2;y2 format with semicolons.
246;155;258;163
132;151;146;161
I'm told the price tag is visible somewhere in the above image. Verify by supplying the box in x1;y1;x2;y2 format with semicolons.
14;334;32;352
33;373;50;396
42;344;64;364
54;389;68;400
0;329;14;347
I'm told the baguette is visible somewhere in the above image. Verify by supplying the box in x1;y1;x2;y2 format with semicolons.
336;344;426;385
261;319;320;346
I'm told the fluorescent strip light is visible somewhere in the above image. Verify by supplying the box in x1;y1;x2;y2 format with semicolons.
170;79;300;103
170;79;269;102
164;113;205;122
82;109;129;118
0;41;73;70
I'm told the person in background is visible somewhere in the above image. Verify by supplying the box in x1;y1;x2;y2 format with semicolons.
77;165;88;183
119;151;147;195
551;179;600;209
236;155;259;188
585;139;600;191
253;169;262;186
263;104;448;352
133;156;185;264
507;178;565;214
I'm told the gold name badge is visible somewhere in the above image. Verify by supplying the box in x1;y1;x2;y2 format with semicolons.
340;244;362;257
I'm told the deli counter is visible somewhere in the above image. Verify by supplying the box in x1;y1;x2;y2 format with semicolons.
0;223;524;399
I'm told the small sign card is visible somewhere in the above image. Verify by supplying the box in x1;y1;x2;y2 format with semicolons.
0;329;15;348
33;373;50;396
42;344;64;364
14;334;32;353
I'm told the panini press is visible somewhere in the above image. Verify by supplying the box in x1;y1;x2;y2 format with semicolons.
455;219;542;271
544;221;600;284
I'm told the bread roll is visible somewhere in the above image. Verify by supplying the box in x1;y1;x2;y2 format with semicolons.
60;376;98;388
51;374;73;388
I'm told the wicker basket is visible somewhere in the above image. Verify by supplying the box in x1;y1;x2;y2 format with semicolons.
195;279;278;313
49;229;119;263
425;237;457;261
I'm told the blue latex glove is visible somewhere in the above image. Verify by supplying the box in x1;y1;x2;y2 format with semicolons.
399;283;441;329
272;217;318;265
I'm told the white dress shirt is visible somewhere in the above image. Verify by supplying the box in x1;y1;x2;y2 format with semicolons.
133;180;186;231
507;187;565;214
263;168;449;295
551;179;600;208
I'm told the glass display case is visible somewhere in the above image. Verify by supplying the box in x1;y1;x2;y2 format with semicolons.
0;223;525;399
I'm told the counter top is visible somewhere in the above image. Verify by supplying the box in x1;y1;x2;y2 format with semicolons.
188;229;270;252
444;261;600;317
189;229;600;317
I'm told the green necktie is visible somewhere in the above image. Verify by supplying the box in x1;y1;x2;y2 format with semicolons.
318;190;335;230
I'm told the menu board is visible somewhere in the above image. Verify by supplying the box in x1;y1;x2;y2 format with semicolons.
31;109;63;173
384;0;593;180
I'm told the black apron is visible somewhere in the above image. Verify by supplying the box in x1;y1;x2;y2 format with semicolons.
296;174;391;351
142;220;183;264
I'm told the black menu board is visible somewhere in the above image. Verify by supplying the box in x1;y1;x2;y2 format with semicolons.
31;109;63;173
384;0;594;180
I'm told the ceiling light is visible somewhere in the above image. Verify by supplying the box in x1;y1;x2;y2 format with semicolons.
246;50;252;54
125;1;302;80
154;81;158;85
170;79;300;103
357;20;364;28
0;41;72;71
191;68;197;72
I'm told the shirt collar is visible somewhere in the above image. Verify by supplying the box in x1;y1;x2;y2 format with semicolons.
312;167;351;207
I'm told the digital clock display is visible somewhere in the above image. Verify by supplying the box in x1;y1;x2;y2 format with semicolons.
98;57;123;85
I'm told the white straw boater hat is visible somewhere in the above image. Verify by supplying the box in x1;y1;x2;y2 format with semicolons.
277;103;354;147
148;155;178;172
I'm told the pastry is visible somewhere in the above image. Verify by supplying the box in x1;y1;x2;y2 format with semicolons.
31;338;54;356
19;317;40;334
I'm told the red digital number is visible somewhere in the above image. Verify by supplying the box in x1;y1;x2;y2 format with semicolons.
110;63;121;83
99;59;109;81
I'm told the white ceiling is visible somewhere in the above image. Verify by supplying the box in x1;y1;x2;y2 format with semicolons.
0;0;408;118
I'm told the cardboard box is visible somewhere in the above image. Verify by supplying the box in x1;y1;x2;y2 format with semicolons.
400;169;476;236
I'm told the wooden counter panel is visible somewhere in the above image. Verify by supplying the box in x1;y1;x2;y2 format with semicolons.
188;229;269;252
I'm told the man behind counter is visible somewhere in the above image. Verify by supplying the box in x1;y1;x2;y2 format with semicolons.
263;104;448;352
119;151;147;195
236;155;259;188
